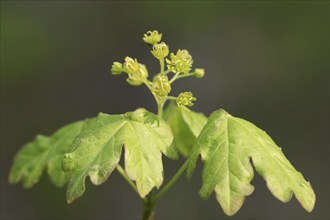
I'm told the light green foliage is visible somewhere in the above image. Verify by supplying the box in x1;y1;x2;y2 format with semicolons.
143;111;160;126
9;30;315;218
187;109;316;215
62;108;177;203
9;121;84;188
164;103;207;157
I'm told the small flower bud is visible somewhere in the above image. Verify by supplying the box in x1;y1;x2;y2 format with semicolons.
151;42;169;60
166;49;193;75
123;57;139;74
194;68;205;78
143;30;162;45
176;92;197;111
126;64;149;86
152;75;171;97
111;62;123;75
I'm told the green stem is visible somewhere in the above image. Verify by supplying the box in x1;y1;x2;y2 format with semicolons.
143;80;165;119
116;165;146;202
142;192;155;220
176;72;194;80
166;96;177;101
170;72;194;84
169;72;180;84
154;160;189;203
160;69;171;76
143;80;153;91
159;59;165;73
141;160;189;219
157;100;165;118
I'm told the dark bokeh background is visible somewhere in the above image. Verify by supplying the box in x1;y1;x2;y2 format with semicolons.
1;1;329;219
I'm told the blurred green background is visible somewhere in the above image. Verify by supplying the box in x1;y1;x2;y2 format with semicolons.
1;1;329;219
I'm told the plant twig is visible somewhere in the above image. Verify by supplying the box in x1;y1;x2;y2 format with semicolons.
116;165;146;202
142;191;155;220
154;160;189;203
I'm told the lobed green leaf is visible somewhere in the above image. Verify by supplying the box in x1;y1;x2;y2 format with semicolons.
62;108;177;203
187;109;316;216
9;121;85;188
164;103;207;157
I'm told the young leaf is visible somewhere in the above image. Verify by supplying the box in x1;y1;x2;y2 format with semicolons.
9;121;85;188
187;109;315;216
164;103;207;157
62;108;177;203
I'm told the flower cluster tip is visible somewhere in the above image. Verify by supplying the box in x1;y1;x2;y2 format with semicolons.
111;30;205;112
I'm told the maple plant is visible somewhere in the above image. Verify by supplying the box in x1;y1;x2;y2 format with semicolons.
9;30;316;219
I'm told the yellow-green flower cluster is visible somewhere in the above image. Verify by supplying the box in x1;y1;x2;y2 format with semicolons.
111;57;148;86
166;49;193;75
111;30;205;112
126;63;148;86
152;75;171;97
111;62;123;75
123;57;139;74
176;92;196;111
143;30;162;45
151;42;169;60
